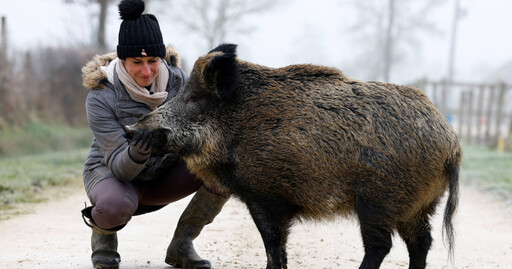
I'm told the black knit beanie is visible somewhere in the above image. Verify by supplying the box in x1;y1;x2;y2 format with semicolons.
117;0;165;59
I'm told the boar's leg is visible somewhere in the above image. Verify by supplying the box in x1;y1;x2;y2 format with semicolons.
355;195;393;269
246;201;297;269
396;203;436;269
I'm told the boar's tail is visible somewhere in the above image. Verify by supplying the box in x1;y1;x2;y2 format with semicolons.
443;148;461;261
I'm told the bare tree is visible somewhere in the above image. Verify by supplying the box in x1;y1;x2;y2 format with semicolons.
25;46;94;125
0;17;7;68
64;0;116;50
346;0;443;82
0;16;12;126
383;0;396;82
97;0;110;50
447;0;464;84
162;0;279;50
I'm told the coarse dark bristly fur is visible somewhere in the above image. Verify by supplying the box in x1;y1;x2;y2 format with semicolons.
127;44;461;269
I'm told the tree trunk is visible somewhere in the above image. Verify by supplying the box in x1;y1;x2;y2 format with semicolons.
0;16;10;123
97;0;108;50
383;0;395;82
447;0;460;84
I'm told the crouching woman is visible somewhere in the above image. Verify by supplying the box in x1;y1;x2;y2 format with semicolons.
80;0;228;268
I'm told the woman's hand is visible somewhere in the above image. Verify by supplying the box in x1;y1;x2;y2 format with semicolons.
128;130;153;163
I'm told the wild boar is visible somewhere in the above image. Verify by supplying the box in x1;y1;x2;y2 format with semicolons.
126;44;461;269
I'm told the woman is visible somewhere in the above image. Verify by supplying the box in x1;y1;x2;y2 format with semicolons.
80;0;228;268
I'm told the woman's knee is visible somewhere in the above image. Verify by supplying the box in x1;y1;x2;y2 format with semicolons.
89;178;139;229
92;195;137;229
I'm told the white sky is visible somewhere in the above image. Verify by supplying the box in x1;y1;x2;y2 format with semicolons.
1;0;512;84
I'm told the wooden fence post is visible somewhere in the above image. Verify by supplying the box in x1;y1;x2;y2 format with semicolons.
507;107;512;151
475;85;485;144
466;88;474;144
458;91;466;139
484;86;495;144
493;83;507;144
432;82;438;109
441;79;447;115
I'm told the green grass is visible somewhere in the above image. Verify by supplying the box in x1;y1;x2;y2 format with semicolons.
0;121;93;157
0;148;89;219
460;144;512;204
0;121;93;220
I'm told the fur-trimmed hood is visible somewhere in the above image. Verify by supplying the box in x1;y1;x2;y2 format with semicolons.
82;46;181;90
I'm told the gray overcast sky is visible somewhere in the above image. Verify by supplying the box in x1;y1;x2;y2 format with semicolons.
1;0;512;84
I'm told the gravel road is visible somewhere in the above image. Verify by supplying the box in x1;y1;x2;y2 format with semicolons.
0;185;511;268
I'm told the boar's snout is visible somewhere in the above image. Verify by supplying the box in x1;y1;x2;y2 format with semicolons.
124;124;139;135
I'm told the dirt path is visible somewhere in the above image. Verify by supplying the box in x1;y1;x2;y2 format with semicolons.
0;184;511;269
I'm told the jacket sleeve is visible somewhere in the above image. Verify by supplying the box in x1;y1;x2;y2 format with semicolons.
86;91;146;181
178;67;188;88
168;65;188;96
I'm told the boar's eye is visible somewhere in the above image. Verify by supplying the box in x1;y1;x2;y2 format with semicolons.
188;95;200;103
186;95;202;105
185;94;210;115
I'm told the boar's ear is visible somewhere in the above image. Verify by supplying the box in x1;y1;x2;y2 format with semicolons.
205;47;239;100
208;43;238;55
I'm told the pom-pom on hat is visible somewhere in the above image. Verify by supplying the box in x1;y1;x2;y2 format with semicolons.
117;0;165;59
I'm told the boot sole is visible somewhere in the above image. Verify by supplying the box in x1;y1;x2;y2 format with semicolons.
165;256;211;269
93;258;120;269
93;264;119;269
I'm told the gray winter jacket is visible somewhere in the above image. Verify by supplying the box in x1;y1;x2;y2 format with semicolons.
81;47;187;195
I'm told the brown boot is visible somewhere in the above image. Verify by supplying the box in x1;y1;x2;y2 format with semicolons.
165;186;229;269
82;206;124;269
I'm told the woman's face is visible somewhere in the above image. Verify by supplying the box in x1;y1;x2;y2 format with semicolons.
122;56;161;87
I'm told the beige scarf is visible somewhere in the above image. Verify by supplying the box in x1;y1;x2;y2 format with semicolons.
115;58;169;110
